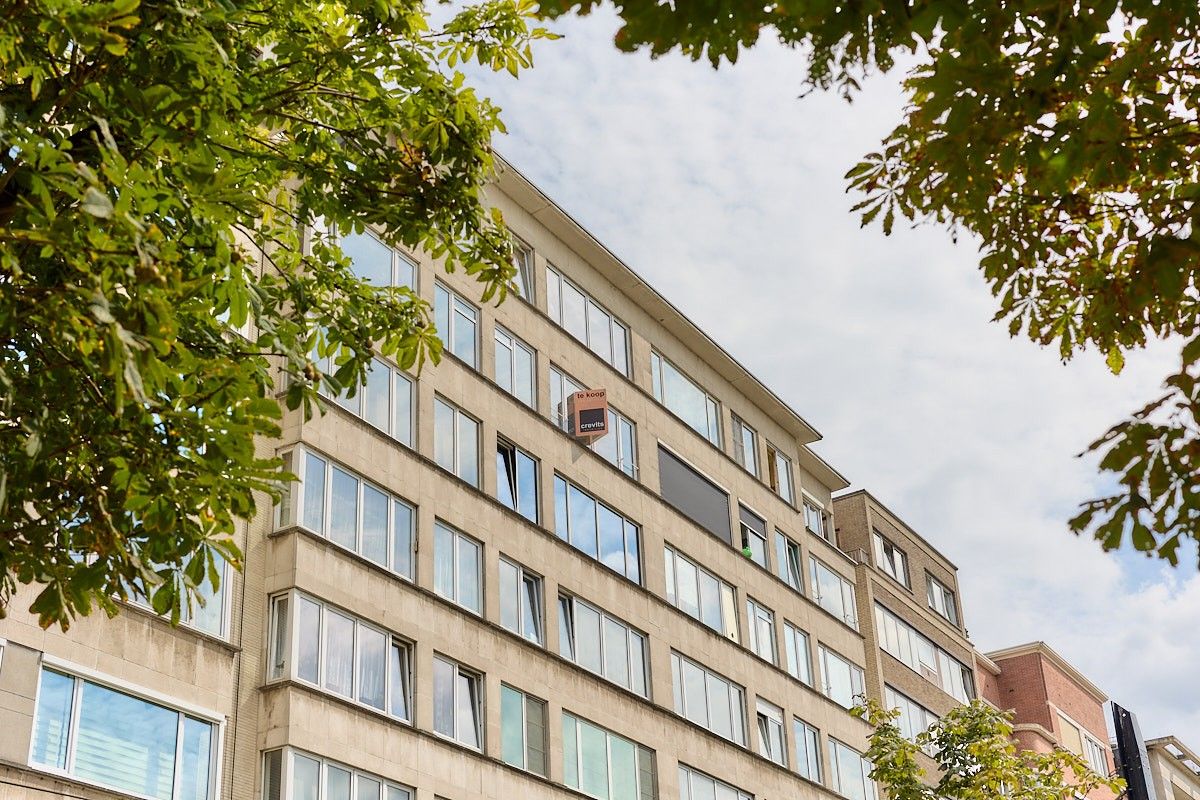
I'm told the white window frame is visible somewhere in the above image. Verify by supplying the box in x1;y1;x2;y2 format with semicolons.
549;365;639;478
678;764;752;800
783;621;813;686
433;655;484;750
670;652;748;746
334;227;417;288
731;415;758;477
650;350;722;447
499;557;544;645
127;558;232;640
494;325;536;409
309;338;415;447
561;711;654;800
496;437;539;523
546;266;630;375
765;442;795;505
261;746;414;800
553;475;642;583
818;645;866;710
775;529;804;593
746;597;777;665
828;738;877;800
433;521;482;615
739;505;769;569
663;545;739;642
873;530;910;589
809;556;859;629
926;573;959;626
885;685;939;755
433;281;479;368
433;396;480;487
756;698;788;767
803;498;833;545
559;594;648;697
874;604;975;702
510;235;536;301
794;718;822;782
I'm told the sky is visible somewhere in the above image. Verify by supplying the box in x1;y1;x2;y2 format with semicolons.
463;8;1199;745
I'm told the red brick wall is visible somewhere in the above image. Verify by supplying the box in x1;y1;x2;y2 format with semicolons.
990;652;1053;731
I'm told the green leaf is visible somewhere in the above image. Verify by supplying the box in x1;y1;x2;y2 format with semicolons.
80;187;114;218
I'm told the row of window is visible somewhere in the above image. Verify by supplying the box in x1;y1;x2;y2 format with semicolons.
874;604;975;703
871;530;961;627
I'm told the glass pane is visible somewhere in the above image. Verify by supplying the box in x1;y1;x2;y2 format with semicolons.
393;373;413;446
456;671;480;748
434;524;454;600
364;360;390;431
433;658;454;738
514;343;535;408
293;754;321;800
575;603;603;674
178;716;213;800
676;558;700;619
499;560;519;632
457;414;479;487
342;231;392;285
263;750;283;800
612;322;629;375
664;549;677;606
75;680;179;800
629;635;647;697
579;721;610;800
598;503;626;575
610;735;637;800
302;453;327;532
554;476;569;540
683;660;708;727
357;777;382;800
188;563;225;636
388;787;412;800
31;669;74;769
361;484;389;566
619;419;636;477
547;269;561;321
562;714;579;789
495;336;514;393
698;571;721;630
706;675;733;741
326;765;352;800
358;625;387;710
517;450;538;523
451;300;477;366
526;698;548;776
392;501;413;578
559;597;575;661
324;610;355;696
568;485;598;558
587;300;613;362
496;445;517;510
390;643;411;720
457;535;481;613
297;597;322;683
603;617;630;687
501;685;525;767
433;400;455;474
522;574;542;644
690;772;717;800
329;467;359;550
561;281;587;342
624;521;641;585
396;253;415;289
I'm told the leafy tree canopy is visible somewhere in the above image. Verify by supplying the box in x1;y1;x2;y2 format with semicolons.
536;0;1200;567
0;0;552;628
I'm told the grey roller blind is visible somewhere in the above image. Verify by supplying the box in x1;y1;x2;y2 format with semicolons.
657;446;732;544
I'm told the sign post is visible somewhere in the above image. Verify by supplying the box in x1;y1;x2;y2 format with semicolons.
569;389;609;440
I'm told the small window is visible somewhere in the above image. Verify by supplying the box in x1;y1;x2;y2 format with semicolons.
873;531;910;589
756;698;788;767
554;476;642;583
496;438;539;523
546;267;630;375
494;326;536;409
650;351;721;447
794;718;822;782
731;415;758;477
663;545;739;641
746;597;776;665
804;499;834;545
784;622;813;686
679;764;753;800
739;505;768;569
433;397;480;487
501;684;548;776
559;594;648;697
926;574;959;626
765;443;794;505
499;558;544;645
775;530;803;592
433;522;482;614
433;282;479;368
433;656;483;750
670;652;747;746
819;645;866;710
511;237;535;301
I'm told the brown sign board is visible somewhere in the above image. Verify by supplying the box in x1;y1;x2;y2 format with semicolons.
569;389;608;439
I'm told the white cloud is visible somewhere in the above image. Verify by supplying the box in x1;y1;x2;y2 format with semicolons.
468;10;1200;742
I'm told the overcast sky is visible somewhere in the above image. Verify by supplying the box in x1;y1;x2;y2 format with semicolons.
465;9;1199;745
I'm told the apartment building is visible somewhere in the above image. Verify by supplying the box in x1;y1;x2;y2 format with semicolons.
0;159;904;800
831;491;975;772
1144;737;1200;800
979;641;1117;800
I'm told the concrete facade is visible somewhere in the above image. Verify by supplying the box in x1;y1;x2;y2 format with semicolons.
1146;737;1200;800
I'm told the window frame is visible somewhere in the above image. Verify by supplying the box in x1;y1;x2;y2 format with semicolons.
433;281;480;368
554;475;643;583
433;396;481;487
549;365;639;478
334;227;417;289
774;529;804;593
499;557;544;646
649;350;723;447
432;655;484;751
756;698;788;767
496;437;540;523
926;573;960;626
663;545;739;642
494;325;536;409
765;442;795;505
510;235;536;302
678;764;753;800
828;737;877;800
669;651;748;746
546;266;631;375
500;683;548;776
803;498;834;545
739;505;769;570
310;344;416;447
783;621;814;686
818;645;866;710
731;415;759;477
794;717;823;783
872;530;911;589
809;556;859;629
261;746;414;800
874;604;975;702
433;521;483;615
559;594;649;697
746;596;777;665
128;557;232;640
561;711;656;800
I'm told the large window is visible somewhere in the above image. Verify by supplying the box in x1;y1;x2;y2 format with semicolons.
678;765;752;800
499;558;543;645
129;559;231;639
874;604;975;702
267;591;412;721
433;522;481;614
663;545;738;641
550;366;638;478
657;446;732;544
1057;712;1109;775
650;351;721;446
546;266;630;375
501;684;548;775
783;622;813;686
280;448;416;580
926;574;959;626
339;230;416;288
885;686;939;752
433;397;480;487
559;595;648;697
562;712;655;800
496;438;539;523
756;699;787;767
433;656;483;750
310;347;414;446
775;530;803;592
31;666;217;800
731;415;758;477
819;646;866;710
670;652;747;746
262;748;413;800
739;506;768;569
828;739;876;800
804;500;833;545
873;531;910;588
554;476;642;583
765;443;794;505
746;597;776;664
494;326;536;409
794;718;822;782
809;557;858;629
433;282;479;367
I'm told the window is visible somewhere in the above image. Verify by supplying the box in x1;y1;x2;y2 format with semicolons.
678;764;752;800
561;712;655;800
511;237;535;300
775;530;803;592
819;646;866;709
739;506;768;569
550;366;638;478
308;345;414;447
494;326;536;409
554;476;642;583
546;266;630;375
804;500;833;545
433;522;481;614
746;598;776;664
499;558;543;645
433;656;482;750
496;438;539;523
873;531;910;588
501;684;547;776
765;443;794;505
794;719;822;782
783;622;813;686
650;351;721;446
1084;736;1109;775
657;446;732;544
433;282;479;367
663;546;738;641
885;686;939;753
829;739;876;800
1058;713;1085;756
280;448;416;579
559;595;648;697
874;604;975;702
267;592;412;720
433;397;479;487
31;666;217;800
926;574;959;626
731;416;758;477
756;699;787;767
262;748;413;800
670;652;747;746
339;229;416;288
809;557;858;629
129;559;231;639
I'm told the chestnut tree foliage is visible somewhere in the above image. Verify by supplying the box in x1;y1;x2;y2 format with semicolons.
538;0;1200;567
0;0;552;628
